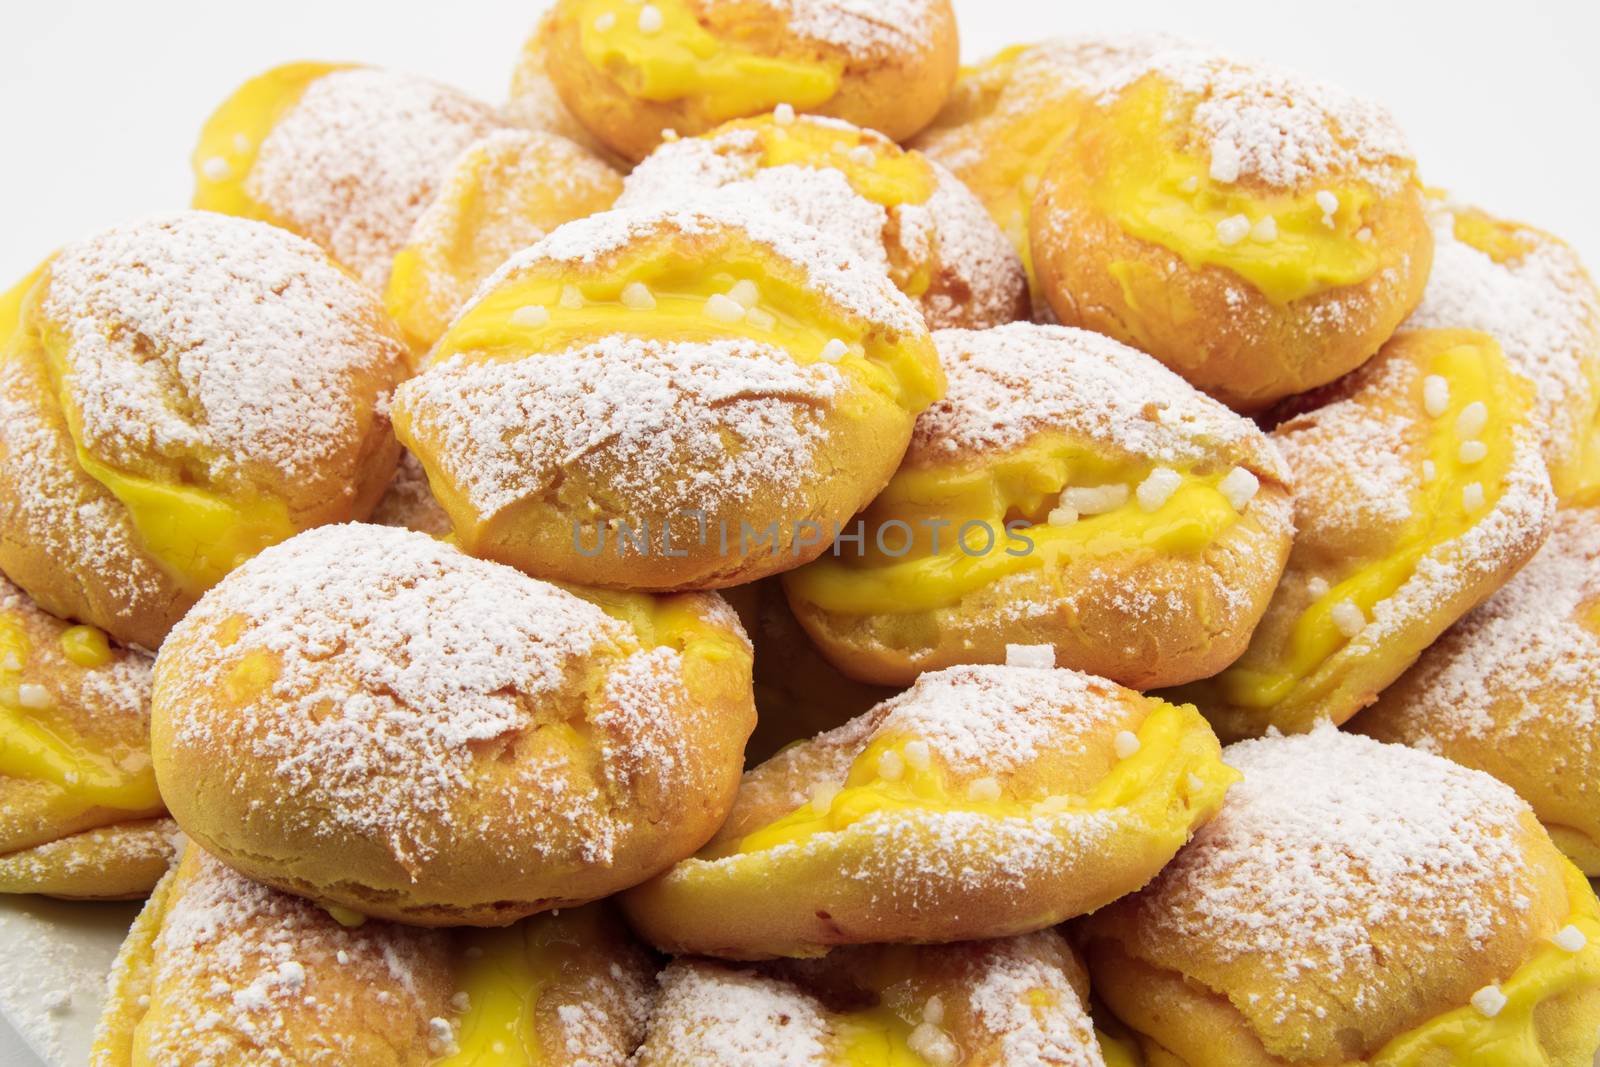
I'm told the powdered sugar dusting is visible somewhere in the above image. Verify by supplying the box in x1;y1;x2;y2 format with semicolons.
40;212;408;486
1112;48;1414;192
1408;198;1600;482
730;0;939;56
248;68;501;289
861;663;1127;773
1118;727;1535;1028
395;337;844;519
126;850;446;1065
638;932;1105;1067
915;324;1286;480
618;120;1024;328
1368;508;1600;768
160;524;631;868
639;961;828;1066
487;205;923;334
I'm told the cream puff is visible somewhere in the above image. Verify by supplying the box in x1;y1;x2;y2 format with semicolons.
621;661;1236;959
1356;507;1600;875
150;523;755;926
1171;327;1556;740
505;19;633;164
391;204;943;591
1031;48;1432;412
538;0;960;161
911;34;1176;312
0;214;410;649
92;846;655;1066
0;571;171;898
193;65;623;347
634;929;1104;1065
192;64;502;290
384;128;623;349
618;113;1027;328
1407;195;1600;507
782;322;1295;689
1081;725;1600;1066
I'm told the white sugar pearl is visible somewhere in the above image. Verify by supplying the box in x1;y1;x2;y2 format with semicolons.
621;282;656;310
810;782;840;812
1215;214;1251;246
1180;175;1199;193
1005;644;1055;669
17;683;50;709
1046;505;1078;526
637;4;664;32
922;995;945;1025
819;339;848;362
1218;466;1260;511
509;305;550;327
704;293;746;323
1423;375;1450;418
1458;440;1488;464
1114;730;1142;759
966;777;1001;802
336;950;350;965
1457;400;1488;437
906;1023;959;1067
232;132;251;153
744;307;777;331
903;739;931;771
877;749;905;781
848;145;874;167
201;156;232;181
1463;482;1485;511
1251;216;1278;242
1208;139;1240;183
773;103;795;125
560;284;584;309
1136;467;1182;512
594;12;616;30
1470;985;1507;1018
1421;459;1438;484
1061;484;1129;516
1306;576;1331;598
1316;190;1340;216
1555;925;1588;953
1331;600;1366;638
728;280;760;307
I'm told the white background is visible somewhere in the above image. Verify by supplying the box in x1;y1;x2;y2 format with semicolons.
0;2;1597;1064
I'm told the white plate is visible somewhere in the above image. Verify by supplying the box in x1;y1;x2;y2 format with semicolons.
0;896;141;1067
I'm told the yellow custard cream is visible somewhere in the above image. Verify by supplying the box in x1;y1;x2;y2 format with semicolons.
191;61;351;219
0;612;160;818
1095;78;1380;305
33;319;296;595
436;911;604;1066
1212;335;1520;713
577;0;840;121
725;698;1235;859
431;257;942;414
785;436;1244;616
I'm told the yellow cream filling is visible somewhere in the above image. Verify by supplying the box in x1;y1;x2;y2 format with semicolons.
60;625;113;669
735;115;937;208
567;585;746;665
0;613;159;814
35;318;299;595
577;0;841;122
834;1005;927;1066
0;262;46;356
783;436;1244;616
1371;862;1600;1066
1094;78;1381;305
1211;337;1521;710
191;61;352;219
430;259;942;414
727;697;1236;858
434;909;610;1066
1096;1027;1143;1067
